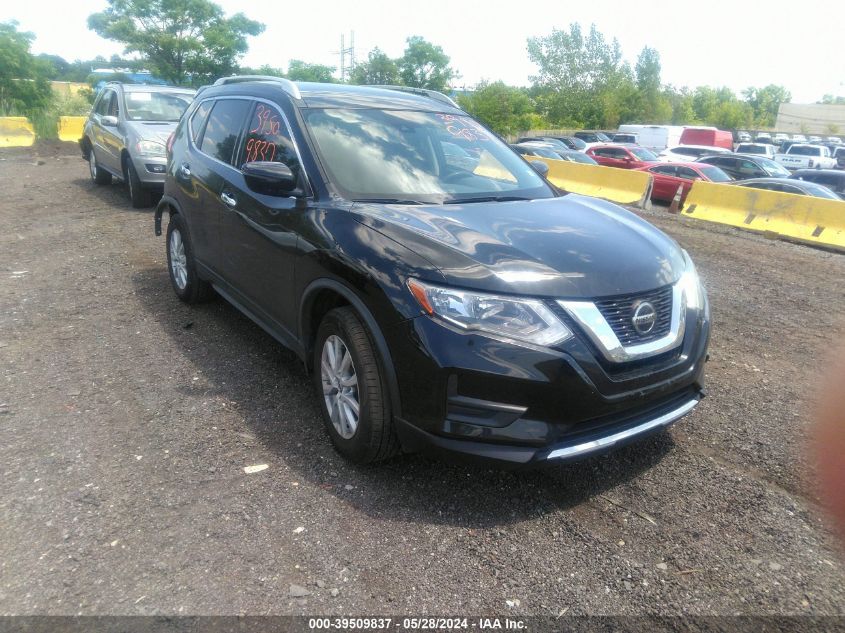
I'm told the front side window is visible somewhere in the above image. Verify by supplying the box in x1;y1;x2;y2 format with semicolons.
95;90;113;116
650;165;677;176
631;147;658;161
676;166;699;180
236;102;299;172
200;99;251;165
304;108;553;203
107;92;119;117
125;91;192;122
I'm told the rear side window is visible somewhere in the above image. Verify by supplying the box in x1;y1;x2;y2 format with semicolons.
650;165;677;176
200;99;251;165
236;102;299;171
189;100;213;144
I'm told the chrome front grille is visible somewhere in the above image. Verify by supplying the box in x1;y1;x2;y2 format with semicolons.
593;286;673;345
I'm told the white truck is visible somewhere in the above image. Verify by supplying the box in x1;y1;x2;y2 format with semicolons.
616;124;685;152
774;144;836;171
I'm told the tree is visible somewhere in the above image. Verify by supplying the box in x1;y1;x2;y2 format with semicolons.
0;21;53;114
742;84;791;128
87;0;264;85
633;47;671;123
397;36;454;91
350;48;399;85
286;60;336;83
458;81;544;136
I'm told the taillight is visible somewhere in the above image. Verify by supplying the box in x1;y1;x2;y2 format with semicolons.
166;132;176;155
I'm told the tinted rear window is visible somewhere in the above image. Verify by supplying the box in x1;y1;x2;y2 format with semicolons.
200;99;251;165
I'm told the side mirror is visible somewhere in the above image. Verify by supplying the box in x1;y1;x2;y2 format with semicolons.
242;161;301;197
101;115;119;127
528;160;549;178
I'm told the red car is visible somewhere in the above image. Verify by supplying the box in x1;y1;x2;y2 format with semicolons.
635;162;733;203
585;144;660;169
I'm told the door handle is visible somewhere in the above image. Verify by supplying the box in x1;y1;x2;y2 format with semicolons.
178;163;191;178
220;191;237;208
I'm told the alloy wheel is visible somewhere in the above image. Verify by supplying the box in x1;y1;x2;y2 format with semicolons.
320;334;360;439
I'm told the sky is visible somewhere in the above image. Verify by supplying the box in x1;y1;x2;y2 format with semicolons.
3;0;844;103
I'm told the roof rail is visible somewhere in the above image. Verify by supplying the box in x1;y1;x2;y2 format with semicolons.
213;75;302;100
369;85;460;108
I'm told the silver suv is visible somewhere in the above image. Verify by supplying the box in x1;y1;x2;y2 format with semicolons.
80;83;195;207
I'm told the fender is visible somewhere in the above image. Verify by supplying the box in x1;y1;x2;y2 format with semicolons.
154;194;183;236
300;278;402;419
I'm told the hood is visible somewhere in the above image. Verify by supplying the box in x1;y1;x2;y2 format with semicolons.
125;121;178;145
351;195;686;299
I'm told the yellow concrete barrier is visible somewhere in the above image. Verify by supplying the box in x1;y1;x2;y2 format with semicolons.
58;116;86;143
0;116;35;147
532;158;653;207
683;181;845;251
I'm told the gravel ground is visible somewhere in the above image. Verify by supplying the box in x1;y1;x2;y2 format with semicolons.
1;147;844;619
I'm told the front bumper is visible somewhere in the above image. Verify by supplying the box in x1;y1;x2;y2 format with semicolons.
385;295;710;468
130;153;167;187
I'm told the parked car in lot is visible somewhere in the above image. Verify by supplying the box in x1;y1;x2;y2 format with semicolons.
736;178;841;200
80;82;195;207
612;132;638;144
809;135;823;144
516;136;587;151
775;144;836;171
827;136;841;145
658;145;732;163
774;133;789;145
755;132;773;144
511;143;561;160
698;154;791;179
586;144;659;169
636;162;732;204
792;134;807;142
155;77;710;467
574;131;612;148
737;131;752;142
734;143;776;159
789;169;845;198
834;147;845;169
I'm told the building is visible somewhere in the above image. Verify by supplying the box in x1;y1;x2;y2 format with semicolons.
775;103;845;135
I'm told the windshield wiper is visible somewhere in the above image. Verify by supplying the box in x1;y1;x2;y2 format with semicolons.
444;196;531;204
353;198;425;205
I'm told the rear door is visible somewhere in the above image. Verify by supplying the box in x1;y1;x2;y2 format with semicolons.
647;165;679;199
184;97;253;275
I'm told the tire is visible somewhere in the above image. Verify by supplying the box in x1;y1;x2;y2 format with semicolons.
165;213;213;304
126;159;153;208
88;146;112;185
313;307;400;464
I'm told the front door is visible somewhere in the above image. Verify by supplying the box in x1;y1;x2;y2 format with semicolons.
218;100;308;337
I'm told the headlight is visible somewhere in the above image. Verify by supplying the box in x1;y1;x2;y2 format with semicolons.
407;279;572;347
678;250;705;310
136;140;166;157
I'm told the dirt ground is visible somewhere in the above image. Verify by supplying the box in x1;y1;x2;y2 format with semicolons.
1;145;844;620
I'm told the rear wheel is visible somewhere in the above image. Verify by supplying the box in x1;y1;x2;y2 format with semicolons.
166;213;213;304
88;146;112;185
126;160;153;208
313;307;400;464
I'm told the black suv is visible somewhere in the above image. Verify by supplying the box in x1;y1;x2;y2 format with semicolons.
155;77;710;467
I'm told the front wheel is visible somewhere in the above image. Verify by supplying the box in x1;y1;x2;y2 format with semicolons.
313;307;400;464
126;160;153;208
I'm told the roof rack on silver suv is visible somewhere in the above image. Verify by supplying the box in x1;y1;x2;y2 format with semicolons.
369;85;459;108
213;75;302;100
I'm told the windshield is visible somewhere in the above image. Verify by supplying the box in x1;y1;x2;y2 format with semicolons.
631;147;658;161
699;165;732;182
788;146;821;156
304;109;553;203
756;157;790;176
596;132;611;142
124;91;193;122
